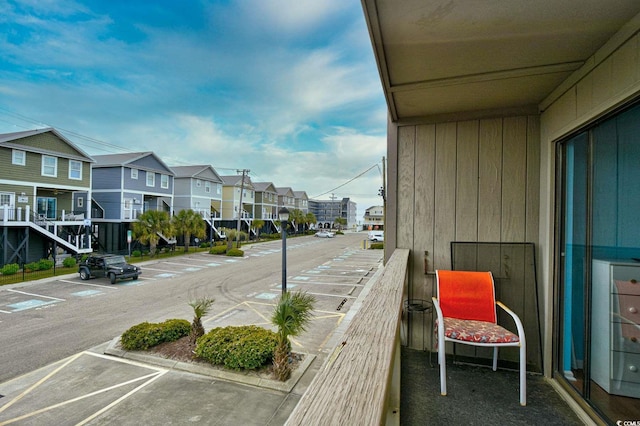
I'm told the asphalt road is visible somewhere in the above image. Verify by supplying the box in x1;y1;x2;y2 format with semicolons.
0;231;382;384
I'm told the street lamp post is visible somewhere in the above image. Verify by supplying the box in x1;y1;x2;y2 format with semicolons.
279;207;289;295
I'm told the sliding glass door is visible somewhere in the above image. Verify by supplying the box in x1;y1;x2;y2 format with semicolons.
557;103;640;422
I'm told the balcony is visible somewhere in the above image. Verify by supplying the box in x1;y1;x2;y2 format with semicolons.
286;248;585;425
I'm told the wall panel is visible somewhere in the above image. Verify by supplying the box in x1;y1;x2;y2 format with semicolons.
397;114;541;356
413;124;435;300
455;120;479;241
478;118;503;241
501;116;528;242
397;126;415;251
433;122;457;271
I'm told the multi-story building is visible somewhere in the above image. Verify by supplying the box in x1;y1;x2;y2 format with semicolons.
308;197;357;230
0;128;94;266
220;174;255;234
171;165;225;241
253;181;279;234
293;190;309;214
363;205;384;231
91;152;174;254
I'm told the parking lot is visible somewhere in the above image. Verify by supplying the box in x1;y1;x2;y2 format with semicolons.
0;233;383;424
0;233;382;376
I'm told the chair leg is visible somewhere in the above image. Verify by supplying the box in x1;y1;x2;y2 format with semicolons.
519;343;527;406
492;347;498;371
439;343;447;396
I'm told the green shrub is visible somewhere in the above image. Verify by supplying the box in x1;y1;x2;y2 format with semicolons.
62;257;77;268
132;250;142;257
1;263;20;275
209;245;227;255
226;248;244;257
120;319;191;350
24;261;40;272
38;259;54;270
199;242;211;248
195;325;278;370
369;242;384;250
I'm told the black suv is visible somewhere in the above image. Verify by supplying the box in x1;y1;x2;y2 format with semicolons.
78;254;141;284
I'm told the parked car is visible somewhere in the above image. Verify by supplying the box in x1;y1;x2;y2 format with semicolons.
368;231;384;242
315;231;335;238
78;254;141;284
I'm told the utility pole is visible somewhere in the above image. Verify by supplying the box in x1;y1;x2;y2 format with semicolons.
235;169;249;248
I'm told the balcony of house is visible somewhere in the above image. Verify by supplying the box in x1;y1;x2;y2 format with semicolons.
286;248;584;425
1;204;92;254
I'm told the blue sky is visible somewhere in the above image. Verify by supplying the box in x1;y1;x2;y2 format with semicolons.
0;0;387;220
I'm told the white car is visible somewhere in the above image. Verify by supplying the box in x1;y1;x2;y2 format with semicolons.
315;231;335;238
368;231;384;242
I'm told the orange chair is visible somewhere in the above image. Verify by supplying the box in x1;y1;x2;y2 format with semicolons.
433;270;527;406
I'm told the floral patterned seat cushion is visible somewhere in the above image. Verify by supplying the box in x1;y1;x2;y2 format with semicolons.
437;317;519;344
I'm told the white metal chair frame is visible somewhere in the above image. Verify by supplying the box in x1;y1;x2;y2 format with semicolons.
432;270;527;406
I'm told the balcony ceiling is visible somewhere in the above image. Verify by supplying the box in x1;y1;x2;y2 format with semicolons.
362;0;640;122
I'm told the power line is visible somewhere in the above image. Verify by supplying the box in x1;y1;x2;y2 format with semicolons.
312;163;380;198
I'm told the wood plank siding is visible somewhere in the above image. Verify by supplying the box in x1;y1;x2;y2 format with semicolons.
390;115;541;357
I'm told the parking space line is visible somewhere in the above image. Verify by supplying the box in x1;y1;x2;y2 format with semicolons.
0;351;167;425
288;280;364;287
161;261;202;268
7;289;65;302
141;267;183;274
58;279;119;290
305;292;357;299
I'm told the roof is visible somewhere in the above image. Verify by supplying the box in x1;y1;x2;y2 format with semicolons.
253;182;277;192
361;0;640;121
293;191;308;199
276;187;294;196
171;165;223;183
220;174;254;188
0;127;94;162
92;152;174;174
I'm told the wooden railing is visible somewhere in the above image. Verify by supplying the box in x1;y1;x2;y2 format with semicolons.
286;248;410;426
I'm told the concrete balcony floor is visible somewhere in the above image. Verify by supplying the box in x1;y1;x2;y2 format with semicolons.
401;348;584;425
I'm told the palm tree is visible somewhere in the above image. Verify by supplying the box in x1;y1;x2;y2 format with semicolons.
271;291;316;381
334;217;347;231
132;210;172;256
305;212;317;231
172;209;206;252
225;228;238;250
188;296;215;344
252;219;265;240
289;209;305;234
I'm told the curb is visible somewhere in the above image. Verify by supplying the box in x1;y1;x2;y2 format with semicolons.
104;336;315;393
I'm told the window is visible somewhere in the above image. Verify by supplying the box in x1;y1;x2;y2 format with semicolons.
146;172;155;187
69;160;82;180
196;179;201;187
0;192;12;206
77;197;84;208
12;150;25;166
161;174;169;189
42;156;57;177
205;181;211;193
131;168;138;179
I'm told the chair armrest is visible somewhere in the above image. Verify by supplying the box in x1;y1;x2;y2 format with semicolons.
496;301;526;343
432;297;444;327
